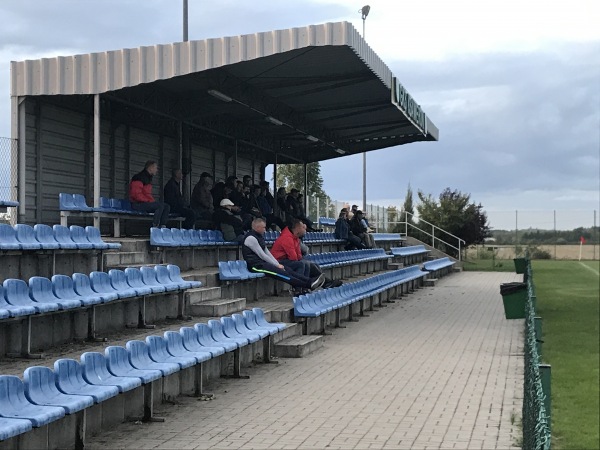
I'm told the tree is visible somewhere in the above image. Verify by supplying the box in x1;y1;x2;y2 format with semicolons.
275;162;331;219
399;183;415;234
416;188;491;256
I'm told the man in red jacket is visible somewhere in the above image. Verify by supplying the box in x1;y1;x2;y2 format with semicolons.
129;161;171;228
271;219;342;289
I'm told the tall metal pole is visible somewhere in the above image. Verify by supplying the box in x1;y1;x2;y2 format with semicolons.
554;210;557;260
93;94;101;228
183;0;188;42
362;17;367;212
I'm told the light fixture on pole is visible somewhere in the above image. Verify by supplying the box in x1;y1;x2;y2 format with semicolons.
359;4;370;211
183;0;188;42
335;148;346;155
265;116;283;126
305;135;320;142
207;90;233;103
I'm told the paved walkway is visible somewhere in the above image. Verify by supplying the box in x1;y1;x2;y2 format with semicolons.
88;271;523;450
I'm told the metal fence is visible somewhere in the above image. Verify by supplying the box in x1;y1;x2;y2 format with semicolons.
0;137;18;224
522;258;552;450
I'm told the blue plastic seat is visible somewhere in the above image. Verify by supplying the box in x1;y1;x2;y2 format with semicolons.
167;265;202;289
72;194;94;212
33;224;60;250
126;341;180;377
150;227;169;246
207;319;246;349
70;273;111;304
52;225;79;250
69;225;95;250
14;224;43;250
221;316;256;344
99;196;115;211
4;278;58;314
194;323;235;353
0;284;36;318
23;366;94;414
242;310;279;336
171;228;191;247
104;346;162;384
232;313;266;340
145;336;196;369
219;261;240;281
187;229;202;246
154;265;184;290
80;352;141;393
253;307;286;331
53;359;119;403
109;198;126;212
207;230;224;245
124;268;154;296
197;230;213;246
0;376;65;427
0;417;33;441
0;224;22;250
85;226;121;250
90;271;129;299
29;277;81;310
164;331;212;363
158;228;177;246
228;261;249;280
235;260;264;279
139;267;168;293
59;193;78;211
108;269;141;297
179;327;225;358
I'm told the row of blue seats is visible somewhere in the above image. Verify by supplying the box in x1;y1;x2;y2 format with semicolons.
294;266;427;318
304;248;391;268
0;308;284;441
218;260;265;281
0;265;199;320
318;217;336;227
262;231;343;244
423;257;455;272
0;200;18;208
60;193;144;215
150;227;237;247
0;224;120;251
390;245;429;257
370;233;405;242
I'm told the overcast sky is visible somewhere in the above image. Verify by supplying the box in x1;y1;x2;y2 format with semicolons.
1;0;599;229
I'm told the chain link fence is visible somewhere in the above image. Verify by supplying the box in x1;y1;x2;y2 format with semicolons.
523;258;552;450
0;137;18;224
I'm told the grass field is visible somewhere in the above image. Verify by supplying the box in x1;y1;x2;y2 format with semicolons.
532;260;599;450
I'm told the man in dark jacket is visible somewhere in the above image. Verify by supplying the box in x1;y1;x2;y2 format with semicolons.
335;209;364;250
213;198;244;242
164;169;196;229
129;160;170;228
242;218;324;293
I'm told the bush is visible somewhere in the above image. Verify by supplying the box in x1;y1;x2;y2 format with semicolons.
530;247;552;260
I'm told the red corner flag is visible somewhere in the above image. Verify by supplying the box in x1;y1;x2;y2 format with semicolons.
580;236;586;244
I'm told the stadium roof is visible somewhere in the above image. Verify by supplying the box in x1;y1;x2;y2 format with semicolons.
11;21;438;164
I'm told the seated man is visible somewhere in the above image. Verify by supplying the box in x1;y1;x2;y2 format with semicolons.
242;218;325;294
272;220;342;289
213;199;244;242
190;174;214;220
350;210;375;249
164;169;196;229
335;209;365;251
129;160;170;228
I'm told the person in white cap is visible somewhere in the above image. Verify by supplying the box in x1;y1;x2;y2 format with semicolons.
213;198;244;241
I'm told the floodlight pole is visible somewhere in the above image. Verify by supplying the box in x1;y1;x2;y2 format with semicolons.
183;0;188;42
360;7;369;212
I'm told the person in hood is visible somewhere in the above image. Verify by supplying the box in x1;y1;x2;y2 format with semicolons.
129;160;170;228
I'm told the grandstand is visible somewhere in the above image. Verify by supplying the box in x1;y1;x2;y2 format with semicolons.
0;21;526;449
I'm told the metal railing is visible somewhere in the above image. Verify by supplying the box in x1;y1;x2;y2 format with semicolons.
522;257;552;450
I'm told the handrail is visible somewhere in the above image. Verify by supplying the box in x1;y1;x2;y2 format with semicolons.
402;211;466;246
404;222;462;260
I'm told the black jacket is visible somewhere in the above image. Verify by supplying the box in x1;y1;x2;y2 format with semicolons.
242;230;267;268
164;178;185;211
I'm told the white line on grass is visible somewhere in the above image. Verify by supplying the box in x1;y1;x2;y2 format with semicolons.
579;261;600;277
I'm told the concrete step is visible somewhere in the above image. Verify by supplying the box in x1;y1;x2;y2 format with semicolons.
273;323;303;344
273;334;323;358
387;262;404;269
188;298;246;317
181;270;220;287
267;307;294;324
453;267;462;273
107;238;149;253
186;287;222;304
104;251;151;267
425;278;437;287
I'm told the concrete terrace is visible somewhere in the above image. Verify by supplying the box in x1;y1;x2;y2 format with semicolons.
84;271;523;450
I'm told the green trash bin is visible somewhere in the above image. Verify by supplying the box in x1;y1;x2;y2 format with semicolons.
500;282;527;319
513;258;528;274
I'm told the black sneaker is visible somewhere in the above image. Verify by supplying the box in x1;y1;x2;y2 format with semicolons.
330;280;343;288
310;274;326;290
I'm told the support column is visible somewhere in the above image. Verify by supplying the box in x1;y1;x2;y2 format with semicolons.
93;95;101;228
234;140;238;177
303;162;308;214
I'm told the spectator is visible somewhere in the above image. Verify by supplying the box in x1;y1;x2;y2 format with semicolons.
242;218;325;294
335;209;365;250
211;181;226;210
350;210;375;248
272;220;342;289
254;185;285;231
286;188;316;231
191;175;214;220
275;187;288;224
260;181;275;210
242;175;253;189
163;169;196;229
129;160;170;228
213;198;244;242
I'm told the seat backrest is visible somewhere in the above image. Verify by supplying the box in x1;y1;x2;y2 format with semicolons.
59;193;76;210
29;276;56;302
80;352;111;380
90;271;114;293
100;197;113;209
105;346;130;371
140;266;160;285
0;223;19;244
3;279;32;306
73;194;90;209
126;340;151;365
85;226;103;243
155;265;173;285
34;224;59;245
69;225;91;244
166;264;184;283
124;268;144;287
109;198;123;210
108;269;129;291
160;228;176;244
23;366;57;398
52;225;76;244
150;227;165;245
14;224;39;245
120;199;133;211
71;273;93;297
